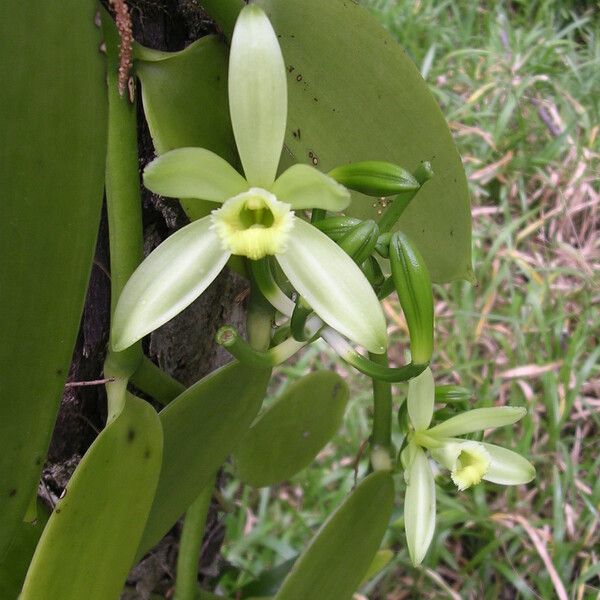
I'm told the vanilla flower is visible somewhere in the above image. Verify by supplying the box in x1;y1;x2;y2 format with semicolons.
111;5;386;354
401;368;535;565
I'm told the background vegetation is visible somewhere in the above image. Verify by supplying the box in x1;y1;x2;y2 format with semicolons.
218;2;599;598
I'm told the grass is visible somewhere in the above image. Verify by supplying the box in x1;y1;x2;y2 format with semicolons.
216;2;599;598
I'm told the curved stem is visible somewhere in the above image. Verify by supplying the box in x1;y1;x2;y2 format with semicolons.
290;297;313;341
130;356;186;405
247;260;275;351
322;328;427;383
250;259;295;317
217;318;321;367
174;482;214;600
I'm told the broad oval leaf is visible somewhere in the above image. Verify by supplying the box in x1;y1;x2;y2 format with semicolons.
275;471;394;600
138;362;271;555
256;0;472;282
0;0;107;555
21;395;163;600
234;371;349;487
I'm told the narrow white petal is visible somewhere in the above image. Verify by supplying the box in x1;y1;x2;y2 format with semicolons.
408;367;435;430
482;443;536;485
111;218;230;351
405;447;436;566
143;147;248;202
427;407;527;438
277;219;387;354
229;5;287;187
271;164;350;211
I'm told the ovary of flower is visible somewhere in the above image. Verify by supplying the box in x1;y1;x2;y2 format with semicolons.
110;5;388;355
210;188;294;260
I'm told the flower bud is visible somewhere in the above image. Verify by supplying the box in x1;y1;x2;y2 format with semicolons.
361;256;385;288
313;215;362;241
338;220;379;265
389;232;433;364
328;161;419;197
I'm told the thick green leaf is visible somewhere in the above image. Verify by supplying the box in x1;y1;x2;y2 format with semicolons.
235;372;349;487
256;0;472;282
135;36;236;222
275;471;394;600
139;362;271;554
21;395;163;600
0;501;49;598
0;0;107;555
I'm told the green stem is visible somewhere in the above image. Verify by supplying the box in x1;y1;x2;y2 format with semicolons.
290;297;313;341
102;13;145;415
377;162;434;234
321;328;427;383
250;259;295;316
369;352;392;449
247;260;275;351
216;321;320;367
130;356;186;405
200;0;243;39
174;482;214;600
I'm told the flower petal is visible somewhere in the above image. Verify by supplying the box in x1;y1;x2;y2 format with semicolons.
482;443;536;485
277;219;387;354
404;447;436;566
229;5;287;187
143;147;248;202
111;218;230;351
427;406;527;438
271;164;350;211
408;366;434;430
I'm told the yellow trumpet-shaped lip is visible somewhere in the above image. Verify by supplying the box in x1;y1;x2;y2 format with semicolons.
449;441;491;491
211;187;295;260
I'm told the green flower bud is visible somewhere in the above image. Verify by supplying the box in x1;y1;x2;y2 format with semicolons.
328;161;419;197
361;256;385;288
313;215;362;241
338;220;379;265
389;232;434;365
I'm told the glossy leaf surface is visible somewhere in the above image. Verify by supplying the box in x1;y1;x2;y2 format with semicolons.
256;0;471;282
139;362;271;554
0;0;107;555
275;472;394;600
21;396;163;599
235;372;349;487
